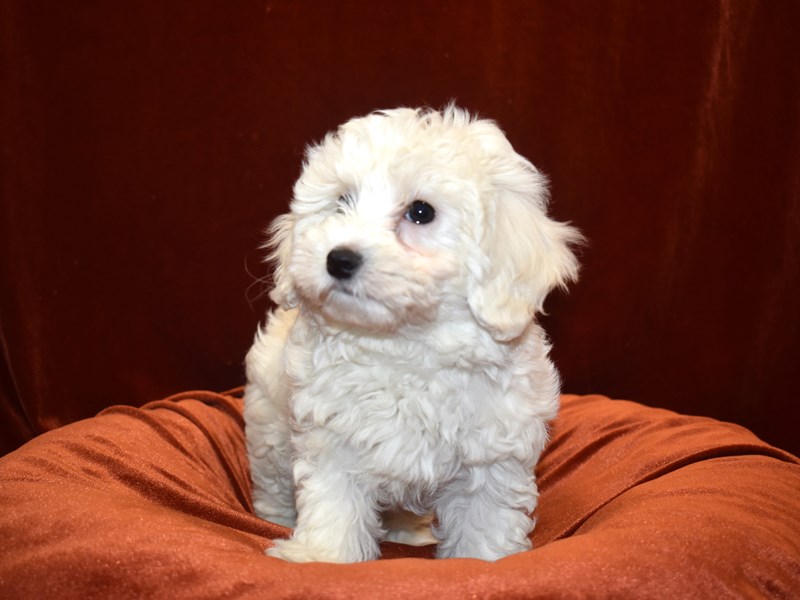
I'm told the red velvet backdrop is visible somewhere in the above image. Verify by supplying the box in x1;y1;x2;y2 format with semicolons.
2;0;798;456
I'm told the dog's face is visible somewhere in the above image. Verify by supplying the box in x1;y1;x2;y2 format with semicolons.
269;107;580;340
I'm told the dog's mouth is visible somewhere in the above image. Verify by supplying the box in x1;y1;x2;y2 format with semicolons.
330;283;354;297
316;285;401;333
323;284;387;313
321;281;357;301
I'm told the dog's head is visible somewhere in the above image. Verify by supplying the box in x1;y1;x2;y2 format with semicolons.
268;106;581;340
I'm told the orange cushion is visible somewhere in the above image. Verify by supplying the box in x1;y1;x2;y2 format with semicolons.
1;391;798;598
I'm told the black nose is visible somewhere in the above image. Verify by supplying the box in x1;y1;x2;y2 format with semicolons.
326;247;362;280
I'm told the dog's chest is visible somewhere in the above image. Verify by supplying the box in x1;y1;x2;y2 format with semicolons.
288;338;495;485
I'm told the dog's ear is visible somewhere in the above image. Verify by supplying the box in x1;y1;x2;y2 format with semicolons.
467;124;581;341
266;213;299;309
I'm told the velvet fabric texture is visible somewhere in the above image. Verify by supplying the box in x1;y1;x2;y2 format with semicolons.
1;390;798;598
2;0;799;458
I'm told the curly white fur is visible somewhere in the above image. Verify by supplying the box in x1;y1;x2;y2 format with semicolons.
244;106;580;563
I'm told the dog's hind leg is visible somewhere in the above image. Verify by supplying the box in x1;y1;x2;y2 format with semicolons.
244;382;296;527
244;310;298;527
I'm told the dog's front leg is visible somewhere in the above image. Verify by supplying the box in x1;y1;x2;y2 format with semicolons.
434;460;537;561
267;452;381;563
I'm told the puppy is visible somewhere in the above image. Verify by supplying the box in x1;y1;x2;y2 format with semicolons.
244;106;580;563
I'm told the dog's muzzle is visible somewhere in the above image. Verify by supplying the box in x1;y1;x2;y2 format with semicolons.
326;247;362;280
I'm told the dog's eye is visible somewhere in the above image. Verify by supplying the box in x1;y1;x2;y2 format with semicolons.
337;194;355;212
404;200;435;225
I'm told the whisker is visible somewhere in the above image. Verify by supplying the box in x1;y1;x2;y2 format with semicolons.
244;254;273;310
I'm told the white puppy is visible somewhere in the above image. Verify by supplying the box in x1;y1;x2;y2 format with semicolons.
244;106;580;563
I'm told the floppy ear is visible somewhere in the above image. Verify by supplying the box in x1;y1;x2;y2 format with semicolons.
266;213;299;309
468;139;581;342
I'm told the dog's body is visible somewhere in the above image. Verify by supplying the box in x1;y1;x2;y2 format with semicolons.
244;107;580;563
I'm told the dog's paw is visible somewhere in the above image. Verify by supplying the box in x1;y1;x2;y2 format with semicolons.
267;534;381;563
268;538;372;563
384;526;439;546
267;538;326;563
382;511;439;546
